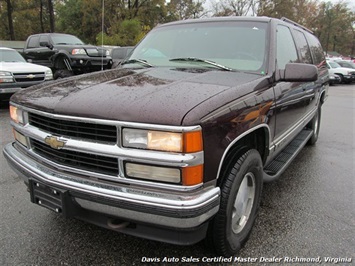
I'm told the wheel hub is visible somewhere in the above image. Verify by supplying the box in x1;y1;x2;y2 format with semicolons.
231;172;256;234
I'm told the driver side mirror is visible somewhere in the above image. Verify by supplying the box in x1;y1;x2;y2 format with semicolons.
280;63;318;82
40;41;53;50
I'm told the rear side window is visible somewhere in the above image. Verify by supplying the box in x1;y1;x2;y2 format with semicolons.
305;33;325;65
293;30;312;64
27;36;39;48
277;25;298;69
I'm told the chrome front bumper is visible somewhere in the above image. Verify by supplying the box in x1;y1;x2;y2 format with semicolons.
3;142;220;229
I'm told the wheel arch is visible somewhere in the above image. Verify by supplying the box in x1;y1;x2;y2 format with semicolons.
53;52;72;70
320;89;326;105
216;124;271;184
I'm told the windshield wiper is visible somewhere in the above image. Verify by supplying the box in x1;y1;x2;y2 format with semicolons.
169;57;233;71
121;58;153;68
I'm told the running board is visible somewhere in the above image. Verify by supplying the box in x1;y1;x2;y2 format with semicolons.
263;129;313;182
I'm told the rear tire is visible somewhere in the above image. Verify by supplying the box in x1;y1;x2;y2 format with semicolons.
307;107;321;145
206;149;263;256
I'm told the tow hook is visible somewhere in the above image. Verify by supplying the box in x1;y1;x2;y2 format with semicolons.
107;218;130;229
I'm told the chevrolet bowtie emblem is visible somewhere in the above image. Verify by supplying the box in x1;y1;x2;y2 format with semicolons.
44;136;66;149
26;74;36;79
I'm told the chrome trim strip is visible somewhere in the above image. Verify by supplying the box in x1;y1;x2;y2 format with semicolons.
215;124;271;179
11;103;201;132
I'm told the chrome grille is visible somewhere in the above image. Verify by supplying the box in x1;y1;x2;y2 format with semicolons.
31;139;119;176
28;113;117;143
13;72;45;82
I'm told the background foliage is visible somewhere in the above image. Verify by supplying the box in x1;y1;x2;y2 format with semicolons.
0;0;354;56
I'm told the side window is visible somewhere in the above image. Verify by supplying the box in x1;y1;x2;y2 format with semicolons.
27;36;39;48
305;33;325;65
277;25;298;69
39;35;50;45
293;30;312;64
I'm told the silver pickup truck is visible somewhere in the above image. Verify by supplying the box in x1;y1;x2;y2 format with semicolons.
0;47;53;102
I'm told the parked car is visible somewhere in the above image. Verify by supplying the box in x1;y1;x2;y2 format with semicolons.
336;60;355;69
3;17;328;256
329;74;341;85
0;47;53;102
22;33;112;79
111;46;134;68
326;60;355;83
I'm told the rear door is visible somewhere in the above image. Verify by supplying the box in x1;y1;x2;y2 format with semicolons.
293;30;326;116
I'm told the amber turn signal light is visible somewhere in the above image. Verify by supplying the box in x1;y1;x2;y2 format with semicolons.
182;164;203;186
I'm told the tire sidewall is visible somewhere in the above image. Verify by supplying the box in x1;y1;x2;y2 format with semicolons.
213;149;263;255
308;107;321;145
53;69;74;79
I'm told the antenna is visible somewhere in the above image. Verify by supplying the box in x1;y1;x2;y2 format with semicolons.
101;0;104;71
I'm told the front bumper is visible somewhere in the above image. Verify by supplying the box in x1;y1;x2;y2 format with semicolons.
3;142;220;244
0;80;45;93
70;56;113;69
343;75;355;82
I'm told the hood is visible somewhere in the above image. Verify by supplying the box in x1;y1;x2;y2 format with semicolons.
329;67;355;74
0;62;51;73
11;67;263;125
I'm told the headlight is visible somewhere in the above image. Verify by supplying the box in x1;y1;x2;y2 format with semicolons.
72;49;87;55
0;71;14;83
9;105;24;124
45;69;53;80
122;128;202;153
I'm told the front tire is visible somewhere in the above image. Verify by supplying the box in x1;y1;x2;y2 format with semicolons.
206;149;263;256
54;69;74;79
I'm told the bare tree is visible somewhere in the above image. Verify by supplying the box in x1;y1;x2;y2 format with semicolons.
212;0;259;16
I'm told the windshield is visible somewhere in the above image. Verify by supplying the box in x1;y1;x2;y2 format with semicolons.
328;61;341;68
126;21;268;73
0;49;26;62
51;34;84;45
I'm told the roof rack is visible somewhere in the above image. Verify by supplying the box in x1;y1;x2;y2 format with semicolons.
281;17;313;34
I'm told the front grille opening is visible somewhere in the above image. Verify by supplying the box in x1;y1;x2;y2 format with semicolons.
31;139;119;176
28;113;117;143
13;72;45;82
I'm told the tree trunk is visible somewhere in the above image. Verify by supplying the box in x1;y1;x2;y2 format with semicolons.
5;0;15;40
48;0;55;32
40;0;45;32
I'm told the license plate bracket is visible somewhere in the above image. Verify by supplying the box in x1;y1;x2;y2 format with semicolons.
29;179;71;217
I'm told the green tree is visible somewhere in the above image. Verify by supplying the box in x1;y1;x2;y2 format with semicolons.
166;0;206;20
257;0;355;56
